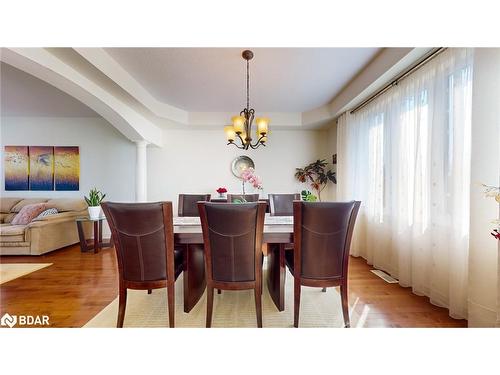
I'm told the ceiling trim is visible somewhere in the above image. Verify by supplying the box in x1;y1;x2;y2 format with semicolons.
1;48;163;146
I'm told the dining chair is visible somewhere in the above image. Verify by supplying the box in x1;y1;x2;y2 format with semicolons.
286;200;361;328
197;201;267;327
226;193;260;203
101;201;183;328
268;193;300;216
178;194;211;217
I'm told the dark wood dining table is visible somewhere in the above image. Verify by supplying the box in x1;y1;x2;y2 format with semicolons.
173;215;293;313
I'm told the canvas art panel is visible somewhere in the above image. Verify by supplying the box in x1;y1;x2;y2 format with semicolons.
4;146;29;191
54;146;80;191
29;146;54;190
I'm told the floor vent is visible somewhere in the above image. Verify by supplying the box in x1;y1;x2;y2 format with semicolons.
370;269;399;283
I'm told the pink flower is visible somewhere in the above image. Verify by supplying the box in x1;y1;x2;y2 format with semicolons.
240;167;263;189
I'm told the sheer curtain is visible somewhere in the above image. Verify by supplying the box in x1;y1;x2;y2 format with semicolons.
337;48;473;319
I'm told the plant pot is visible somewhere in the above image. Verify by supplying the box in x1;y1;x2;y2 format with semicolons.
88;206;101;220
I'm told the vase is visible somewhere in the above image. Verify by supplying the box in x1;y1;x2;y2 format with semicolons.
218;193;226;198
88;206;101;220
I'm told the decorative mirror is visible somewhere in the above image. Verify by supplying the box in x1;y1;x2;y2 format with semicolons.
231;155;255;179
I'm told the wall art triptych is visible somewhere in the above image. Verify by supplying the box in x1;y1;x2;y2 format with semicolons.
4;146;80;191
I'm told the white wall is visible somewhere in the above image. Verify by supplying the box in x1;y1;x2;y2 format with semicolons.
315;121;338;201
468;49;500;327
147;129;328;212
0;117;136;202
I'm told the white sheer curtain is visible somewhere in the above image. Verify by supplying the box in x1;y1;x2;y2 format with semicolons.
337;48;473;319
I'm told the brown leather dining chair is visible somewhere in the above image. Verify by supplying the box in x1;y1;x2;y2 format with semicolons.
268;193;300;216
286;200;361;328
101;201;183;328
226;193;260;203
198;201;267;327
178;194;211;217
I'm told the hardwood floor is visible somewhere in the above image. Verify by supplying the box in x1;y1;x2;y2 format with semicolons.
0;244;467;327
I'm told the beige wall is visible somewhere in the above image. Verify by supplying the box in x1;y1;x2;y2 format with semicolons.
468;48;500;327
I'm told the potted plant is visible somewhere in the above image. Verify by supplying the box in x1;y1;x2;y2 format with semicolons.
84;188;106;219
301;190;318;202
216;187;227;198
295;159;336;201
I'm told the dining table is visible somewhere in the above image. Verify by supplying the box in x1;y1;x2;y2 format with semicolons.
173;214;293;313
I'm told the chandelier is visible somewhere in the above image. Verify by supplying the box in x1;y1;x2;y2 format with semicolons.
224;50;269;149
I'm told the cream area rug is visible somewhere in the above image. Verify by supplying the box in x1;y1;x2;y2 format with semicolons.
85;266;351;328
0;263;52;285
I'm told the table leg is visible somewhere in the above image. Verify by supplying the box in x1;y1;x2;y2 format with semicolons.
76;221;89;252
183;244;206;313
93;221;99;254
98;220;103;251
267;243;286;311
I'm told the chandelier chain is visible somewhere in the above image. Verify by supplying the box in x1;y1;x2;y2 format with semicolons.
246;59;250;110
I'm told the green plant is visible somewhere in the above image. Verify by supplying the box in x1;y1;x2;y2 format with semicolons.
295;159;336;201
301;190;317;202
233;198;248;204
84;188;106;207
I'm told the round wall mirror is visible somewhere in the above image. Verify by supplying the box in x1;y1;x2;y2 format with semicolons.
231;155;255;179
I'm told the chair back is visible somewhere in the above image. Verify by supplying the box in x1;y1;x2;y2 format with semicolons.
198;202;266;282
226;194;259;203
268;193;300;216
101;201;175;283
293;201;360;280
178;194;211;217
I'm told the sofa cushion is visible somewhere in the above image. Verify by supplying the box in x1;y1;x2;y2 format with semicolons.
46;198;87;212
11;198;48;213
2;213;17;224
11;203;48;225
36;208;59;220
0;224;27;242
1;198;23;213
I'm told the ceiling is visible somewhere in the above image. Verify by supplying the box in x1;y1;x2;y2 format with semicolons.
0;62;98;117
105;48;381;112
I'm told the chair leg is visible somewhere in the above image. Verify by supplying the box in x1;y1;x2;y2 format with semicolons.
206;287;214;328
254;286;263;328
117;287;127;328
148;289;152;294
321;287;327;292
293;278;301;328
167;282;175;328
340;284;350;328
217;289;221;294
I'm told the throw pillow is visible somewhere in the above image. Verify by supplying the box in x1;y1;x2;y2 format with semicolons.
11;203;48;225
35;208;59;220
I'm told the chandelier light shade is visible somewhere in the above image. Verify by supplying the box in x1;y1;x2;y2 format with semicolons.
225;50;269;149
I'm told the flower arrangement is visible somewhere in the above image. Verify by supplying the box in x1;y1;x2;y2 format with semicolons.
240;167;263;194
216;187;227;194
482;184;500;240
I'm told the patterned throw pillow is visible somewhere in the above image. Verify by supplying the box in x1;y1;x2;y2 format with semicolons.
35;208;59;220
11;203;48;225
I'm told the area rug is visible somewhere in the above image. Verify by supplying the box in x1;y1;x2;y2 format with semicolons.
0;263;52;285
85;266;352;328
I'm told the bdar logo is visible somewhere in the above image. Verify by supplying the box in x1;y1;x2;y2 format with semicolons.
1;313;17;328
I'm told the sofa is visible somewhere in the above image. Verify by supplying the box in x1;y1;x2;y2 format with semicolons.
0;197;91;256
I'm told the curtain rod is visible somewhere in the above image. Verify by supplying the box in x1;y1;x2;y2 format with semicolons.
349;47;447;114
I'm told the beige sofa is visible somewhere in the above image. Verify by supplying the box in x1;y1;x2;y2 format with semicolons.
0;197;91;256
